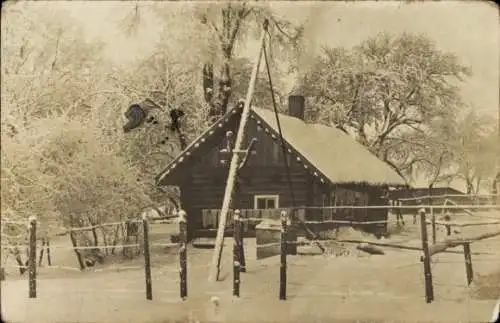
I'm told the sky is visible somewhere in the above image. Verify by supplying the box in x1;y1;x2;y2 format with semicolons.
13;1;500;190
60;0;499;119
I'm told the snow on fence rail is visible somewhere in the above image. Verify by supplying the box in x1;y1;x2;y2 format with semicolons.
397;193;500;202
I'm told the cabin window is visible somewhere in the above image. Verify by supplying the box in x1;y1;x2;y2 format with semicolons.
254;195;279;209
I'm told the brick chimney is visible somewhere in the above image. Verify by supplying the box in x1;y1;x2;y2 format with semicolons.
288;95;305;120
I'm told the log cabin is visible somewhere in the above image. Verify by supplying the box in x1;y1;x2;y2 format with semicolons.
155;96;406;240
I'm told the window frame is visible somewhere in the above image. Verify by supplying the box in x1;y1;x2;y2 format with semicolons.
254;194;280;210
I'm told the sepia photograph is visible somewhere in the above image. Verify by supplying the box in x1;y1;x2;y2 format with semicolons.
1;1;499;322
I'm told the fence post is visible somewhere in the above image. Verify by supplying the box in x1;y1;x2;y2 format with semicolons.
233;210;241;297
399;200;405;226
178;210;188;300
142;214;152;300
419;209;434;303
38;238;46;267
46;238;52;266
444;212;451;236
463;243;474;285
279;210;287;301
239;210;246;273
28;216;37;298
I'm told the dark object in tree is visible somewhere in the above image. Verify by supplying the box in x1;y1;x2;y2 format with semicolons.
169;108;185;132
160;136;169;145
167;107;187;150
123;104;147;133
236;99;245;110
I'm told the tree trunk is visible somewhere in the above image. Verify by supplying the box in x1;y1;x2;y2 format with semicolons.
203;63;214;104
465;178;473;194
218;55;232;115
492;172;500;205
110;224;120;255
91;228;99;246
15;253;27;275
101;228;109;255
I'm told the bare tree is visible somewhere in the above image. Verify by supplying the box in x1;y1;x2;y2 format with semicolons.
117;2;302;123
301;33;471;180
450;110;497;194
1;3;155;264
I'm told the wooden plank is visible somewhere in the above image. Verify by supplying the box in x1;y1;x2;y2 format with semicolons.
192;237;216;248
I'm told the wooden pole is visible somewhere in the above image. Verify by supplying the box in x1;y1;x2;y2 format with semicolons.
142;214;152;300
28;216;37;298
208;19;269;282
463;243;474;285
239;210;246;273
46;238;51;266
179;210;188;300
233;210;241;297
419;209;434;303
279;210;287;301
38;238;46;267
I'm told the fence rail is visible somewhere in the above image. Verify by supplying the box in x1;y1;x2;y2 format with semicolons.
1;211;189;301
274;207;499;304
3;203;499;305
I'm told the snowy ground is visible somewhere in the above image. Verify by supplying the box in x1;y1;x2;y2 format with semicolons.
2;213;499;323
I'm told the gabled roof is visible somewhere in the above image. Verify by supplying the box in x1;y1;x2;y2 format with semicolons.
155;106;407;187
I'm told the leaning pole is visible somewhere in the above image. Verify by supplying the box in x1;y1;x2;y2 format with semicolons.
208;19;269;282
